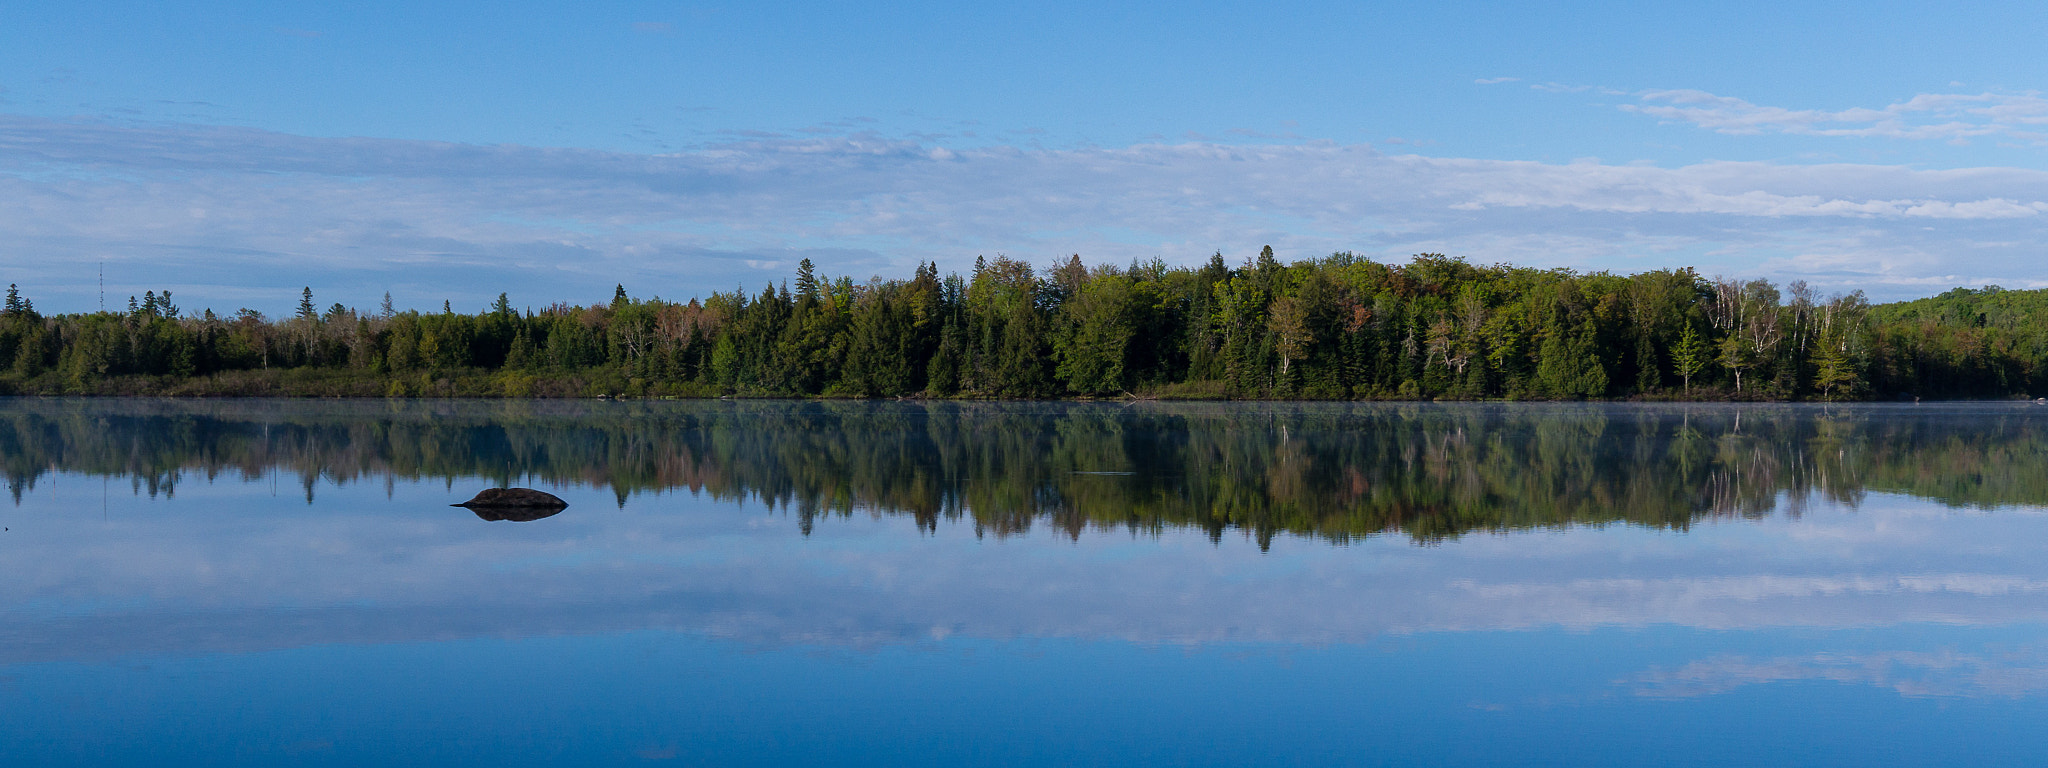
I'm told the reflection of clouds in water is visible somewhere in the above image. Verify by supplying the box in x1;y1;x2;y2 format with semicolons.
1456;573;2048;601
1630;648;2048;700
15;404;2048;729
7;477;2048;672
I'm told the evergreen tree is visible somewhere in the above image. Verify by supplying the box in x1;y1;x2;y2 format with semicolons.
1633;332;1659;394
1671;325;1707;394
506;326;537;370
794;258;819;300
1537;322;1607;399
1812;336;1853;400
1052;273;1135;394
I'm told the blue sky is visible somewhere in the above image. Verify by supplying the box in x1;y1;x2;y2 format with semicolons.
5;1;2048;312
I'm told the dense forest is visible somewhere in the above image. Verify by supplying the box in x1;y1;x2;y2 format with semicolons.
3;250;2046;399
4;400;2045;546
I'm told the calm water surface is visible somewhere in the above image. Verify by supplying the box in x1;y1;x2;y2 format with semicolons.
3;399;2048;766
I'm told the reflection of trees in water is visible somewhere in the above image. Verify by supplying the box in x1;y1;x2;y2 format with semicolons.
2;400;2044;546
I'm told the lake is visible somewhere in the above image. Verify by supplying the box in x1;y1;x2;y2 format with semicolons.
3;398;2047;766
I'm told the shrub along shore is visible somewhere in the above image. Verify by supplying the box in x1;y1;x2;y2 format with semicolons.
2;250;2044;400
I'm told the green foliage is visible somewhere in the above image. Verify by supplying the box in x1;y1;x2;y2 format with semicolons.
1672;324;1707;393
2;284;30;318
1052;270;1138;394
1865;285;2048;398
1717;333;1748;392
1536;322;1607;398
2;254;2044;400
1812;339;1853;400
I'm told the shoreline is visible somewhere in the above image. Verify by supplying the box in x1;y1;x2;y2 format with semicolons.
0;382;2029;404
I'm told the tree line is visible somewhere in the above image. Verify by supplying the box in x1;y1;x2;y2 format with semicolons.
2;250;2044;399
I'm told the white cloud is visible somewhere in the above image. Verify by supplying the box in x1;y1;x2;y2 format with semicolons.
1624;88;2048;144
4;114;2048;313
8;462;2048;670
1631;649;2048;699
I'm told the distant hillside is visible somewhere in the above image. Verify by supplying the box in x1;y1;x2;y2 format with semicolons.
1873;285;2048;328
1868;286;2048;399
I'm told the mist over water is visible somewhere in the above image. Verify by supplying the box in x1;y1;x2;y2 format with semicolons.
4;399;2047;766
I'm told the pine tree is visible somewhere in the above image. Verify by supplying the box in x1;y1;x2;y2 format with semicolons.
1810;303;1862;401
1634;332;1659;394
1573;324;1609;397
795;258;819;300
506;326;537;370
3;284;21;316
381;292;396;318
1536;322;1606;399
298;288;318;320
1671;325;1706;393
1812;339;1853;401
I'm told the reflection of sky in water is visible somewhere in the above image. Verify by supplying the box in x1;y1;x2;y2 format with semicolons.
5;404;2048;765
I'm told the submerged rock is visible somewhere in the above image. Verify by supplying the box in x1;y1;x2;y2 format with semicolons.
452;487;568;522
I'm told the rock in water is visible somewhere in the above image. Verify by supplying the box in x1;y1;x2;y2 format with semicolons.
453;487;567;508
469;505;565;522
452;487;568;522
